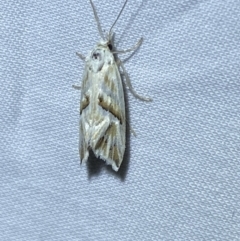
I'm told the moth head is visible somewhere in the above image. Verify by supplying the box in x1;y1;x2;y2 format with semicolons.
89;0;128;51
98;31;114;51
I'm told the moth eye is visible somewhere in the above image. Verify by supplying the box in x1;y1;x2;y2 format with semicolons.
108;44;113;50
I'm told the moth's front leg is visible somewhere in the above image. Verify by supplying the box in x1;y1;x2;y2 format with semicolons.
76;52;86;61
73;52;86;89
72;84;81;90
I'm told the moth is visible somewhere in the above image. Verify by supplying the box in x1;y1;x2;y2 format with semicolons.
73;0;151;171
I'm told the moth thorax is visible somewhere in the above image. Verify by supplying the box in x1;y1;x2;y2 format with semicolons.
91;49;105;73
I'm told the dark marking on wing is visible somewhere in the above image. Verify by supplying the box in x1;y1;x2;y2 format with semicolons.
80;125;86;162
80;95;90;114
98;95;123;124
104;74;116;92
106;123;117;137
95;136;105;151
105;124;120;166
94;124;121;167
109;145;120;167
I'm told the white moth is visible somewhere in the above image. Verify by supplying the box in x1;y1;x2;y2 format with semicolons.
73;0;151;171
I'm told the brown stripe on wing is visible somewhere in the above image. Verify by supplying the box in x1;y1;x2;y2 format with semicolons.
105;122;117;137
94;124;121;168
98;95;123;124
106;123;121;167
80;95;90;114
80;124;88;163
94;136;105;151
104;74;117;93
108;145;121;168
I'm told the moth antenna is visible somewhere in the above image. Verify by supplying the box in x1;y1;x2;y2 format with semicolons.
108;0;128;37
89;0;104;39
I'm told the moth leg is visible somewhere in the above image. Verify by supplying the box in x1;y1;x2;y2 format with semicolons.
73;52;85;89
76;52;86;61
72;84;81;90
119;60;152;102
113;38;143;54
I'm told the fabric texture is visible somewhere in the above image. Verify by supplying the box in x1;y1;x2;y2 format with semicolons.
1;0;240;240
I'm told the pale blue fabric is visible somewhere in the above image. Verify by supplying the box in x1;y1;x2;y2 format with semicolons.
1;0;240;240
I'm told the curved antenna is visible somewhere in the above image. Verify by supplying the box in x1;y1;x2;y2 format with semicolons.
109;0;128;35
89;0;104;39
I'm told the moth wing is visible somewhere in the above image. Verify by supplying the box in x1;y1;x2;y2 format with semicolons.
93;62;126;171
79;65;91;163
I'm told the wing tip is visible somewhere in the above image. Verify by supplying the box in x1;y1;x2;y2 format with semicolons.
95;151;122;172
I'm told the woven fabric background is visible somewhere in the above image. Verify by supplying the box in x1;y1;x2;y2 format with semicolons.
1;0;240;240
